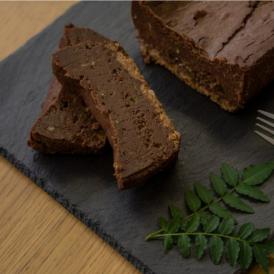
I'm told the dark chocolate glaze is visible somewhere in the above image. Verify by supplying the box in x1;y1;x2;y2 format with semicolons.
53;41;181;189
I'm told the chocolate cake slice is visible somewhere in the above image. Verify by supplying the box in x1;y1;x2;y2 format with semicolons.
53;41;181;189
29;25;107;153
132;1;274;111
59;23;107;48
29;78;106;153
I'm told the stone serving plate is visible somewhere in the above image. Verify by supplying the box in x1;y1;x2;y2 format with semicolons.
0;2;273;274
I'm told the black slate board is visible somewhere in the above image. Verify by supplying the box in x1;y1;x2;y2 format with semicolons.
0;2;274;274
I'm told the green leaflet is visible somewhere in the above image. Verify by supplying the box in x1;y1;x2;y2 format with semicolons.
167;218;181;234
249;228;270;243
200;212;211;229
239;242;253;269
158;217;168;230
163;235;173;251
235;184;270;202
238;223;255;239
243;162;274;186
226;239;240;267
178;235;191;258
194;183;214;204
221;163;239;187
185;213;200;232
223;193;254;213
254;245;269;274
218;218;234;235
204;216;219;233
195;234;207;259
210;173;227;196
209;203;231;219
259;241;274;253
185;190;201;212
209;236;224;264
169;205;183;220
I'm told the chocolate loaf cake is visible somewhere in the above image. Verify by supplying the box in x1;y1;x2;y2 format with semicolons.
29;78;106;154
29;25;107;153
132;1;274;111
53;41;181;189
59;23;107;48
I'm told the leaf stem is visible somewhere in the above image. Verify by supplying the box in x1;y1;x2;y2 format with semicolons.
146;231;249;244
145;228;164;241
146;163;274;244
146;188;237;240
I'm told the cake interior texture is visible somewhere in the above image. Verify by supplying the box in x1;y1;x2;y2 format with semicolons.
132;1;274;111
29;25;107;153
53;41;181;189
29;78;106;154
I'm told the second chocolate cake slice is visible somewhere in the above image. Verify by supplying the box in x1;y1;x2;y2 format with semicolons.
29;25;107;153
29;78;106;153
53;41;181;189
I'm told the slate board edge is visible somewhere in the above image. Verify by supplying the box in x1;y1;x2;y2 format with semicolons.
0;3;155;273
0;146;156;274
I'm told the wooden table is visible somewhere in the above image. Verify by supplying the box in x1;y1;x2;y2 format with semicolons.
0;2;272;274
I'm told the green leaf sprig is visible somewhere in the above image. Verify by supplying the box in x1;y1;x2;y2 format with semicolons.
146;161;274;273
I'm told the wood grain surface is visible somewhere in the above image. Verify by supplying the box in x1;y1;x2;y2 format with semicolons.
0;2;272;274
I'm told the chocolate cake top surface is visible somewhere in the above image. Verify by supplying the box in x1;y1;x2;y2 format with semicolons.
59;24;108;48
53;41;180;186
147;1;274;67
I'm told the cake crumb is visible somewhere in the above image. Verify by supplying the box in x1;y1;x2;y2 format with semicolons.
47;126;55;131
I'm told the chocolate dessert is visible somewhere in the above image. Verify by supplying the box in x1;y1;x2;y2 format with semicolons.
53;40;181;189
29;78;106;154
59;24;107;48
29;25;107;153
132;1;274;111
